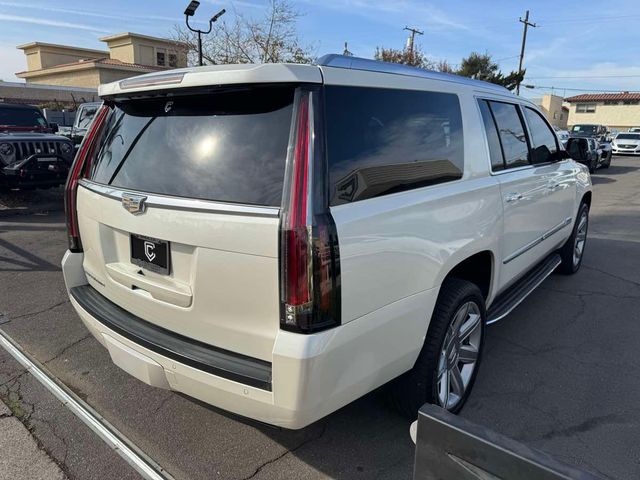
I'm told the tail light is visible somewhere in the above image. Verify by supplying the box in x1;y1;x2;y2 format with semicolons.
279;88;341;333
64;104;110;252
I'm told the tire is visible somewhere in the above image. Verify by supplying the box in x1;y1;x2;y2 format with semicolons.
589;157;597;174
602;153;612;169
387;278;485;417
558;202;589;275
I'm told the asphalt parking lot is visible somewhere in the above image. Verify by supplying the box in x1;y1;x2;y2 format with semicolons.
0;156;639;480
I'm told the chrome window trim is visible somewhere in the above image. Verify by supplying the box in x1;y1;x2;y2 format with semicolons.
503;216;572;264
78;179;280;218
474;95;558;177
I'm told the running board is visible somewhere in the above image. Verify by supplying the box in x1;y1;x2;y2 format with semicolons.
487;254;561;325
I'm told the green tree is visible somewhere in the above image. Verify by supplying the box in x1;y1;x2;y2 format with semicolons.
456;52;524;91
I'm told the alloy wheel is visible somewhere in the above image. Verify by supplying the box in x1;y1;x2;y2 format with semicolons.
573;210;588;267
436;301;482;411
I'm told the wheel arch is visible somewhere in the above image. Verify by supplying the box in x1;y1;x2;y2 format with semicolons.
439;250;495;303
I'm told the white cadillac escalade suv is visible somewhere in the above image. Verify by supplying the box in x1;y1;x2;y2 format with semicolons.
62;55;592;429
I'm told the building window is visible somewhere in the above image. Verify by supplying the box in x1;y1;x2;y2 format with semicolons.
576;103;596;113
553;112;558;119
604;100;619;105
168;53;177;68
623;100;639;105
156;50;166;66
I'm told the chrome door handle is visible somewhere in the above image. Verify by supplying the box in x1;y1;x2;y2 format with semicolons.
505;193;523;203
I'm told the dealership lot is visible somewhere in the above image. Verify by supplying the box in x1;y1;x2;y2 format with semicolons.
0;156;639;480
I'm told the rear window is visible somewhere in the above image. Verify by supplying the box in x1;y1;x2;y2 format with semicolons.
324;86;464;206
89;86;295;206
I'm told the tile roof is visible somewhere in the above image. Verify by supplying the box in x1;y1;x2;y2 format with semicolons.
565;93;640;102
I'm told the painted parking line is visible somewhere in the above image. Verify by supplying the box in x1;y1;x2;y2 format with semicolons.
0;327;174;480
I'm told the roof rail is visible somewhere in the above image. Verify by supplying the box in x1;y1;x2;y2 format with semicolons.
316;54;510;93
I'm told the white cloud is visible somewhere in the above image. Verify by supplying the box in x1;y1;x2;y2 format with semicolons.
298;0;471;32
0;13;107;32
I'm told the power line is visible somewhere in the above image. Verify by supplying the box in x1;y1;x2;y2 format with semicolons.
524;84;640;93
526;74;640;80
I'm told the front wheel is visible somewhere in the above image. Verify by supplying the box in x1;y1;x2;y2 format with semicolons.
387;278;485;417
558;202;589;274
589;157;597;174
602;153;612;168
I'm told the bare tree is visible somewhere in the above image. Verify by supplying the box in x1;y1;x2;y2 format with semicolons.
173;0;313;65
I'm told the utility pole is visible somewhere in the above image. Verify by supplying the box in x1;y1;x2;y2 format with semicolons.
516;10;537;95
404;26;424;57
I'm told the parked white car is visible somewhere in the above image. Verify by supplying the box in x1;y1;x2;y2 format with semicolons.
61;55;592;429
612;132;640;155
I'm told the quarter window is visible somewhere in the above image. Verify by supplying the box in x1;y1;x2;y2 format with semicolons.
523;107;558;164
487;101;529;168
478;99;505;170
325;86;464;206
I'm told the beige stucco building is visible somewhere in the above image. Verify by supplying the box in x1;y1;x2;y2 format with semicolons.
16;33;188;89
566;93;640;131
533;94;569;129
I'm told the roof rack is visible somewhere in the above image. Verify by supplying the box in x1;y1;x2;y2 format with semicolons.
316;54;510;93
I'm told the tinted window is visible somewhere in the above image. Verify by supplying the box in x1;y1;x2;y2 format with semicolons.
488;101;529;168
523;107;558;164
90;86;294;206
0;106;47;127
325;86;464;206
572;124;597;134
77;105;99;129
478;100;505;170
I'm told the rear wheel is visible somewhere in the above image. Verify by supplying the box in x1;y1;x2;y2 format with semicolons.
558;202;589;274
387;278;485;417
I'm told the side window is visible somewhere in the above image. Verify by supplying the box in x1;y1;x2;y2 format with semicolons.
478;99;505;171
523;107;558;164
487;101;529;168
325;86;464;206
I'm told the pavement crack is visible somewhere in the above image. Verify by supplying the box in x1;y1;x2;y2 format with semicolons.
582;265;640;288
43;334;92;365
7;299;70;322
240;424;327;480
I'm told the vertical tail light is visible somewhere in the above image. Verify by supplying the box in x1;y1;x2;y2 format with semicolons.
280;88;341;333
64;104;110;252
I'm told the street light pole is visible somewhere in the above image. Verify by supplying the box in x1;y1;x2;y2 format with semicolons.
184;1;226;66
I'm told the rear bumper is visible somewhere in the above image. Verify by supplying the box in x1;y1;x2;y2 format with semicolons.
62;251;436;429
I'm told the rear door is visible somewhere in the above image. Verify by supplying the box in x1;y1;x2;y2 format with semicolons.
477;99;555;289
76;85;296;361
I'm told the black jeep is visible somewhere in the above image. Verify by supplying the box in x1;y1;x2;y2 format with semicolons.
0;103;75;190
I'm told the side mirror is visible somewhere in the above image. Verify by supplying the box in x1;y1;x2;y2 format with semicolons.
556;149;571;160
49;122;59;133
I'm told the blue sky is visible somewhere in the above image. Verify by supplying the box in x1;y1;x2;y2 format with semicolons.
1;0;640;98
